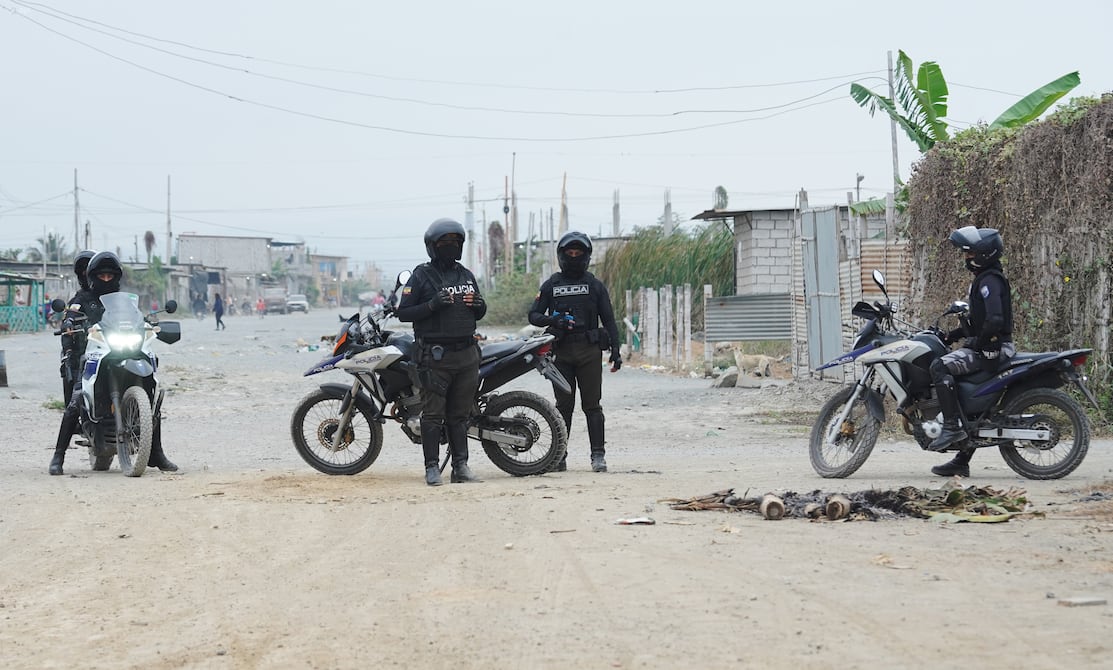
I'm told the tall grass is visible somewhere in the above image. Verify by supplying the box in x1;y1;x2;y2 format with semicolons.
596;224;734;331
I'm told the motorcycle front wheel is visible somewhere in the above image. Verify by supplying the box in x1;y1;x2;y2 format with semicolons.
117;386;153;477
291;389;384;475
479;391;567;476
998;388;1090;479
809;385;881;478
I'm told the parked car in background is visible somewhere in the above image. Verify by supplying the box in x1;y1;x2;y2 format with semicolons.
286;294;310;313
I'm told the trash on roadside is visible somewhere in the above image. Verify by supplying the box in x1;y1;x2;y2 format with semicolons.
615;517;656;525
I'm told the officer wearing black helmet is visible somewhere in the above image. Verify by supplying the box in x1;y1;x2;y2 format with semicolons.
49;252;178;475
59;250;97;403
928;225;1014;477
395;218;487;486
528;231;621;473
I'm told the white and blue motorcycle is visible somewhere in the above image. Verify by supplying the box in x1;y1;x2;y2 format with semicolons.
54;294;181;476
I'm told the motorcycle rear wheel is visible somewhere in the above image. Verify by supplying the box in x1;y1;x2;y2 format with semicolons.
291;389;383;475
998;388;1090;479
809;386;881;478
479;391;567;476
117;386;152;477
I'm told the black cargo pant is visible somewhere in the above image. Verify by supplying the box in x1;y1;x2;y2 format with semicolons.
552;336;606;456
416;342;480;468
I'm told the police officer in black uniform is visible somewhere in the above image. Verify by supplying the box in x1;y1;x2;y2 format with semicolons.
928;226;1014;477
60;250;97;403
395;218;487;486
529;231;622;473
49;252;178;475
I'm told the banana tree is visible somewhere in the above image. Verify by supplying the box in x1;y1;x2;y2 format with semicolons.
989;71;1080;129
851;50;950;153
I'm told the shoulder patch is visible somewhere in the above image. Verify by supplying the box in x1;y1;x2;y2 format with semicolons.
402;286;412;295
980;284;990;299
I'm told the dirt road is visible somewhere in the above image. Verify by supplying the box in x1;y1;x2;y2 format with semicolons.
1;309;1110;669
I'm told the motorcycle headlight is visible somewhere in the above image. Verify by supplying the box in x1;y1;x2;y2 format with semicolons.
106;332;143;351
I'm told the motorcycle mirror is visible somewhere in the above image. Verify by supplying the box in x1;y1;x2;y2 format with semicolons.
164;300;178;314
395;270;411;289
947;300;969;315
51;298;66;313
872;269;886;289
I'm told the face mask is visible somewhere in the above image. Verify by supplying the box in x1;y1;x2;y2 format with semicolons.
435;242;461;264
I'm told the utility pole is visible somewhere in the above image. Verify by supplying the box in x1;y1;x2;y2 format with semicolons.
166;175;173;264
887;51;900;193
612;189;620;237
510;152;517;273
73;169;80;256
502;176;510;274
464;182;475;270
84;220;91;250
559;173;568;237
663;188;673;235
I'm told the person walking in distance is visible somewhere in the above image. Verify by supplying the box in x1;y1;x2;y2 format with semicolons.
528;231;622;473
213;293;226;330
395;219;487;486
928;226;1015;477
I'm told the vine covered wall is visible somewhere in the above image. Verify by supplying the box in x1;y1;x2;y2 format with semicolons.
906;95;1113;409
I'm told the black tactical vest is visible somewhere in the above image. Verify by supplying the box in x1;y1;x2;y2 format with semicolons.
413;263;479;343
967;267;1012;349
549;272;599;333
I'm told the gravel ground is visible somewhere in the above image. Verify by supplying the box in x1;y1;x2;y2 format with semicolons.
1;307;1111;669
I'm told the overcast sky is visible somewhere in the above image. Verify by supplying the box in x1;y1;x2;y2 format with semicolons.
2;0;1110;279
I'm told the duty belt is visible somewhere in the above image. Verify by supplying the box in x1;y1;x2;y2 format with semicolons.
419;339;475;351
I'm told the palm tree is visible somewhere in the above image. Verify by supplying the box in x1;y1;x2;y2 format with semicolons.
144;230;156;264
0;248;24;261
26;233;69;264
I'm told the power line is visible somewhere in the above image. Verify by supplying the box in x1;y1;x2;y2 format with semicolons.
12;1;884;96
4;2;853;141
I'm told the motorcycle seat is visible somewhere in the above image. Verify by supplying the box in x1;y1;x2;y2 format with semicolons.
480;340;522;363
1006;352;1060;366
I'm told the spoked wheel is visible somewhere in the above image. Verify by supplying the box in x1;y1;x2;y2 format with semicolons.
117;386;153;477
998;388;1090;479
291;389;383;475
479;391;567;476
809;386;881;478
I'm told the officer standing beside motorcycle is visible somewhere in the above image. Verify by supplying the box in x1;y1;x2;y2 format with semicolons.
395;218;486;486
59;250;97;403
48;252;178;475
928;226;1015;476
528;231;622;473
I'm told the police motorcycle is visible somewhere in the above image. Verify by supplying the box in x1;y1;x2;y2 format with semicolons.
52;294;181;476
290;272;571;477
809;270;1098;480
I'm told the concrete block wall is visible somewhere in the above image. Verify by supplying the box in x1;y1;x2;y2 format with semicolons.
736;211;795;295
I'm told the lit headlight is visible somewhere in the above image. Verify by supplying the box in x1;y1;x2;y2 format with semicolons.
106;333;143;351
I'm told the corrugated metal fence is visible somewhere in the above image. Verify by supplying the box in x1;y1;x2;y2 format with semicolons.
705;294;792;341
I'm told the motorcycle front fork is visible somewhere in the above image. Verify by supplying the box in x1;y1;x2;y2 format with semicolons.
824;369;875;446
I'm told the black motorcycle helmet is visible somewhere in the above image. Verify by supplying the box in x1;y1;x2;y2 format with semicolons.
86;251;123;296
73;249;97;291
423;218;466;263
557;231;592;278
948;225;1004;273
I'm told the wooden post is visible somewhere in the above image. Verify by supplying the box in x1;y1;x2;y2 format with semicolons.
703;284;713;376
760;494;785;520
825;494;852;521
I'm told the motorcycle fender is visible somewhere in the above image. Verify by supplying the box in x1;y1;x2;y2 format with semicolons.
864;387;885;422
539;357;572;394
318;382;379;419
122;358;154;377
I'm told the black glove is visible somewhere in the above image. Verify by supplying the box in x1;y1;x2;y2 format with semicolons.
428;288;454;312
609;350;622;372
464;293;485;310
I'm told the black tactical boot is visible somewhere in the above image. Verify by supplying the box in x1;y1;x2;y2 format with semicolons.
448;423;479;483
586;411;607;472
49;445;67;476
425;463;443;486
147;440;178;472
931;450;973;477
928;378;966;452
552;456;567;472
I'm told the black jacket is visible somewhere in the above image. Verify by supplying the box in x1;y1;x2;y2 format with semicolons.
395;261;486;342
528;271;619;350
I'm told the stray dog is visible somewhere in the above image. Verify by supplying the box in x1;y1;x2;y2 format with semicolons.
733;351;784;377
